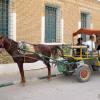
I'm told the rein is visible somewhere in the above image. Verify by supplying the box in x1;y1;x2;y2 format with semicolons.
7;40;13;51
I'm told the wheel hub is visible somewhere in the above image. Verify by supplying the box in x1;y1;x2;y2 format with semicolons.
80;70;88;78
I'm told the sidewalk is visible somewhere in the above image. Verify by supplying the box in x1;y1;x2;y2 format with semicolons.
0;61;59;85
0;61;46;75
0;69;100;100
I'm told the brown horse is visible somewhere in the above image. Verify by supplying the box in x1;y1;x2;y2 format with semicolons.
0;36;63;83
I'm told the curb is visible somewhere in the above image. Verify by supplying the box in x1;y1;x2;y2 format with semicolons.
0;82;14;88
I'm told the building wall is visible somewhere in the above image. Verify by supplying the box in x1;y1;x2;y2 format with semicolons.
62;0;100;43
92;10;100;29
13;0;43;43
11;0;100;43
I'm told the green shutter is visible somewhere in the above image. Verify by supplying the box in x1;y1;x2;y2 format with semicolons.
81;13;87;41
0;0;9;36
45;6;57;43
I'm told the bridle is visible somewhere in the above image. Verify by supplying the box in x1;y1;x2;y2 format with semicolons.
0;37;12;51
0;37;4;48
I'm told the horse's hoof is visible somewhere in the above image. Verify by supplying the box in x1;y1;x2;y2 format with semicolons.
20;82;26;86
48;77;51;81
20;81;26;86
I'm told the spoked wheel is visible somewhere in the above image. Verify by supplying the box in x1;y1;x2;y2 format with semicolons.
75;65;91;82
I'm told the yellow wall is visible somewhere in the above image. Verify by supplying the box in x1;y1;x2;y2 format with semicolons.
12;0;100;43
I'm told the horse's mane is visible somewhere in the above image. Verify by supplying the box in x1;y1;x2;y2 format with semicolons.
3;36;17;44
1;35;18;51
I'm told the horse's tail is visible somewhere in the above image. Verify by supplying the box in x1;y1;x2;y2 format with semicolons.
51;46;64;58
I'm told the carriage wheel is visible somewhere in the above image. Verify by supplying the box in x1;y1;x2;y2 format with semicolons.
75;65;91;82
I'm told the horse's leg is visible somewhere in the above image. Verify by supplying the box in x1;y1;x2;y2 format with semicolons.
17;62;26;83
44;61;51;80
47;66;51;80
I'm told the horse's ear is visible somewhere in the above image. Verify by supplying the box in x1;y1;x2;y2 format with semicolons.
0;36;2;39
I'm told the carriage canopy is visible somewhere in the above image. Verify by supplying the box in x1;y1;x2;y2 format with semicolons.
73;28;100;37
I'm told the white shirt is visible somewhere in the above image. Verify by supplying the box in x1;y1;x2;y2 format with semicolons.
85;40;95;52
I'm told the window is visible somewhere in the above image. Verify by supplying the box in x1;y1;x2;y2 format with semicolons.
0;0;9;36
45;6;61;43
81;12;90;41
81;13;87;28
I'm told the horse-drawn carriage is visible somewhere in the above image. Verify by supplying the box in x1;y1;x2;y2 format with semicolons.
29;28;99;82
0;28;100;83
59;28;100;82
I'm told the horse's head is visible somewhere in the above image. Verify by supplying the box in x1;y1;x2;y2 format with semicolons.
0;36;4;52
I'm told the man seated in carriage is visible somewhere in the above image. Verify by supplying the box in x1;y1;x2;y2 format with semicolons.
97;39;100;52
96;38;100;60
76;37;86;56
84;35;96;56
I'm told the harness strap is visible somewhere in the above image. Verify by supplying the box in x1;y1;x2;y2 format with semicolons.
24;55;25;63
8;40;12;51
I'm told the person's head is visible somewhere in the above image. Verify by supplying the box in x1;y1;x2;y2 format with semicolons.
97;39;100;44
90;35;95;41
77;38;83;44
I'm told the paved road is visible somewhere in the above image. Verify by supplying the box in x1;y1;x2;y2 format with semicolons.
0;67;100;100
